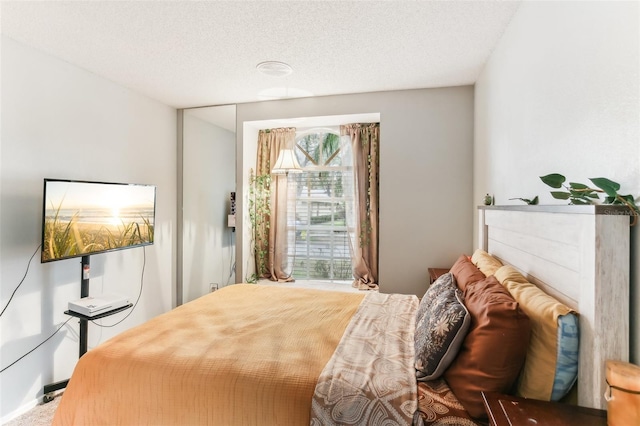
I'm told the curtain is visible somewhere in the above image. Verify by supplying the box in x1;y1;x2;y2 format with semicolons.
341;123;380;290
255;128;296;282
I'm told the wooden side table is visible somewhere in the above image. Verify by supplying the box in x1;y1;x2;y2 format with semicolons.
481;392;607;426
428;267;450;284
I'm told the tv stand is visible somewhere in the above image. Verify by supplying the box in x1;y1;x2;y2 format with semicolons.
64;304;133;322
42;255;132;402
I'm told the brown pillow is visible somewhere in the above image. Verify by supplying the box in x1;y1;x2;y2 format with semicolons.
444;275;531;419
450;254;486;292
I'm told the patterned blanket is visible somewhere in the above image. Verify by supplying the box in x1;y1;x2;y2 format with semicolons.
311;292;420;425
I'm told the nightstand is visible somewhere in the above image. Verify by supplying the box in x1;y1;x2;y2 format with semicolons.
428;267;449;284
481;392;607;426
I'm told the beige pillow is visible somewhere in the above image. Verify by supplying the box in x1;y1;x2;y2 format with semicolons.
494;265;575;401
471;249;503;277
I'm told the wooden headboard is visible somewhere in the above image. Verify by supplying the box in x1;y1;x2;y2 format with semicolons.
477;205;630;410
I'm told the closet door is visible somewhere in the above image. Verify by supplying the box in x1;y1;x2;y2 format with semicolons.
179;105;236;304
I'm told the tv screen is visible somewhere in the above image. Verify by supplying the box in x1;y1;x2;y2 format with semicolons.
41;179;156;263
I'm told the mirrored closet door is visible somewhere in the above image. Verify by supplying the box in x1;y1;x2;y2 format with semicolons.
179;105;236;305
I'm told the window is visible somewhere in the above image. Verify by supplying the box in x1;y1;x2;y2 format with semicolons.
288;128;354;281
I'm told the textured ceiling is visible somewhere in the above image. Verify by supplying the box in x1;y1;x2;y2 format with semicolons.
1;1;522;109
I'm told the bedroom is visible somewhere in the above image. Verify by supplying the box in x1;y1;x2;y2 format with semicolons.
1;0;638;423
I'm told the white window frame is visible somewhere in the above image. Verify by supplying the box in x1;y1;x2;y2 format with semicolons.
289;127;354;282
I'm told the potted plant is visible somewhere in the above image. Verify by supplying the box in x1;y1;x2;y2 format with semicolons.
247;168;271;283
540;173;639;225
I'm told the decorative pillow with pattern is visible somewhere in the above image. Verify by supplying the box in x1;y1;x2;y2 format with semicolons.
416;272;455;324
415;273;470;381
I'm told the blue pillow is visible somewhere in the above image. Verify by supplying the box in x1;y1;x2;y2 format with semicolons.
551;313;579;400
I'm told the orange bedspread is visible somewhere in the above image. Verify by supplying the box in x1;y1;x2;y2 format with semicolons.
53;284;364;425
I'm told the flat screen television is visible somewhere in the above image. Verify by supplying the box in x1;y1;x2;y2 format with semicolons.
41;178;156;263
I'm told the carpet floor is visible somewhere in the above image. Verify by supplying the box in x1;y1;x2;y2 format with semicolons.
5;394;60;426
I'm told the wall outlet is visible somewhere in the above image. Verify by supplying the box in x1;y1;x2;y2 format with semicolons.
209;283;219;292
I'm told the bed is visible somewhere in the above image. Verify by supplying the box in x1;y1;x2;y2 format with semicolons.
53;205;631;425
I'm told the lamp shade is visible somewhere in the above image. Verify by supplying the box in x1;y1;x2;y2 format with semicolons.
271;149;302;174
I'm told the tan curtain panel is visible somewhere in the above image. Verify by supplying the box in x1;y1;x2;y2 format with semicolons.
255;128;296;282
340;123;380;290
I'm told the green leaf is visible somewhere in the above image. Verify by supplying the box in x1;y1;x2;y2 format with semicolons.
589;177;620;197
570;189;593;198
530;196;539;205
540;173;566;189
586;192;600;199
569;195;593;205
569;182;589;190
604;196;616;204
550;191;571;200
509;197;538;205
620;194;636;203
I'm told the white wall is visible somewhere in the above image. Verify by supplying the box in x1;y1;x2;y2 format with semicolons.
474;1;639;361
236;87;475;296
182;112;236;302
0;36;177;420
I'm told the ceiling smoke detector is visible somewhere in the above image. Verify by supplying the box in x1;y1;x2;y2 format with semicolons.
256;61;293;77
